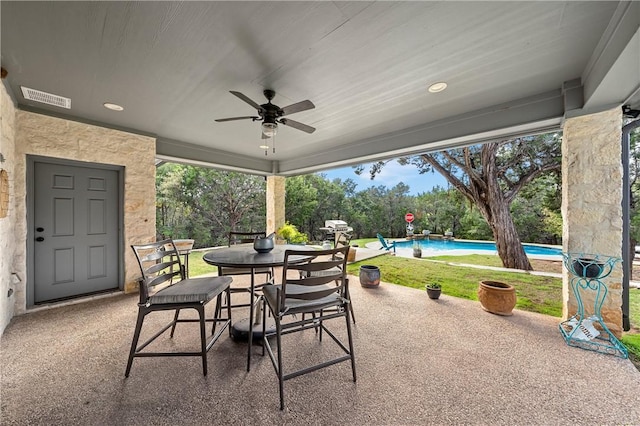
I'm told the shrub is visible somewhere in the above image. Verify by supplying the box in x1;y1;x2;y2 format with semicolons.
277;222;308;244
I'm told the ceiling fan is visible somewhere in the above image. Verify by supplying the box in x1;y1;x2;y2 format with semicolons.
215;89;316;138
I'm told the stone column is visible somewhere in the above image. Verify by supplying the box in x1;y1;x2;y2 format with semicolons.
266;175;285;236
561;107;623;335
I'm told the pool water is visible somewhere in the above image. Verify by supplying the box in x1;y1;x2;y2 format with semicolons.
393;239;561;256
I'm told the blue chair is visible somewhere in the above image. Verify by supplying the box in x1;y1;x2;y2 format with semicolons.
377;233;397;253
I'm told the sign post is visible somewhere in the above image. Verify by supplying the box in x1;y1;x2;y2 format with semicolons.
405;212;414;236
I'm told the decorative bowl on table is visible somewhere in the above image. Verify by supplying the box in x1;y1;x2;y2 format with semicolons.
254;233;275;253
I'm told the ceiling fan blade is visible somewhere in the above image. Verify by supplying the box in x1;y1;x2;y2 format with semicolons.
279;118;316;134
281;100;315;116
230;91;263;111
215;116;258;122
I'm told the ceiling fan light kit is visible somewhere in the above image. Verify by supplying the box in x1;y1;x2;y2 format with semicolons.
261;122;277;138
216;89;315;155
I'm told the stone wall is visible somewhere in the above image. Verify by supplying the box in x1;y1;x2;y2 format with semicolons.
0;83;17;334
266;175;286;235
11;111;156;315
562;107;623;335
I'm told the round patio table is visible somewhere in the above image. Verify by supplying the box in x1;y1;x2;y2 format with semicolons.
203;244;314;372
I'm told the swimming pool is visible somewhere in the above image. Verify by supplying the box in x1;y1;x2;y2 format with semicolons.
393;239;561;256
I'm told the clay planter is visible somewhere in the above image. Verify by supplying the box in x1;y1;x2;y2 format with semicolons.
359;265;380;288
478;280;516;316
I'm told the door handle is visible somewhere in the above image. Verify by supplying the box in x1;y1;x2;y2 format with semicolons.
36;227;44;232
35;237;44;242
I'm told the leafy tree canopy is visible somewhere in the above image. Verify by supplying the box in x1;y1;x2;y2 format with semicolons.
356;133;562;270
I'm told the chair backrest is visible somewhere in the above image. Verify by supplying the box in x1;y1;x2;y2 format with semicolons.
228;231;266;246
376;233;391;250
131;239;184;304
277;246;349;312
335;231;352;248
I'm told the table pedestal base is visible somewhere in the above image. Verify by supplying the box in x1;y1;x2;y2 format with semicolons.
230;317;276;344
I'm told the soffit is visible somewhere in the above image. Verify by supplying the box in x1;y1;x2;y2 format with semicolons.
0;1;627;174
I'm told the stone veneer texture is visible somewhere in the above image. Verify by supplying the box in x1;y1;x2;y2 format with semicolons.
267;175;286;235
12;111;156;315
0;83;17;334
562;107;623;335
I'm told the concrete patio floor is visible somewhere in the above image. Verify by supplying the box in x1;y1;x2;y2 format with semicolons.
2;273;640;425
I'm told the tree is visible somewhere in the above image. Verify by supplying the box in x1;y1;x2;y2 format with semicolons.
156;164;265;247
415;186;467;235
513;173;562;245
350;184;414;237
284;175;319;233
360;133;561;270
285;175;358;240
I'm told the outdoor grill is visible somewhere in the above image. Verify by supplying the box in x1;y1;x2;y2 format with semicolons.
319;220;353;240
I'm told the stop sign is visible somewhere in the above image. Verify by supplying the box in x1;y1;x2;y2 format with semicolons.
405;213;414;223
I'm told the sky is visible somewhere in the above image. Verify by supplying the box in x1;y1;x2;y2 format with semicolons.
318;161;449;196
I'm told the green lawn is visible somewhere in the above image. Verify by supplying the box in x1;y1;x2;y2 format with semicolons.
185;251;217;277
424;254;640;333
629;287;640;334
186;246;640;356
345;255;563;317
351;238;377;248
427;254;509;267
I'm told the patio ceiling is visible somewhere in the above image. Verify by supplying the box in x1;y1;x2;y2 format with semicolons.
1;1;639;176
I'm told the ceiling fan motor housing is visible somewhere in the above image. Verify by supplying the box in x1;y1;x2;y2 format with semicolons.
263;89;276;101
260;90;283;124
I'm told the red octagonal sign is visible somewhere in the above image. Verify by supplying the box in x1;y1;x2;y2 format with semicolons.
405;213;414;223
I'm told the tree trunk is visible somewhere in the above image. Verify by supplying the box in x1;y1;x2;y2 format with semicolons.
420;139;556;271
474;144;532;270
488;200;533;270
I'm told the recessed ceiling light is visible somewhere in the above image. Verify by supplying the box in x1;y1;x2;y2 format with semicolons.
428;82;448;93
103;102;124;111
259;144;270;150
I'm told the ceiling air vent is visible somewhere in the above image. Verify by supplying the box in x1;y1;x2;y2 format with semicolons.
20;86;71;109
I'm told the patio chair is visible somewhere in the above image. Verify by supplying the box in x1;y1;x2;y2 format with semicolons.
126;239;232;377
261;246;356;410
377;233;397;253
218;231;274;313
306;231;356;323
334;230;353;247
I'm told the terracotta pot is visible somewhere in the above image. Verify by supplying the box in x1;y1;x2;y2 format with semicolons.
478;280;516;316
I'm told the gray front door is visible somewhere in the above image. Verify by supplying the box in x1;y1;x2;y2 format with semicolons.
33;161;119;303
